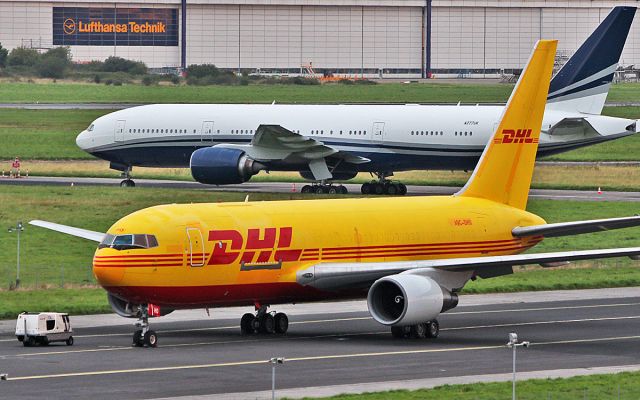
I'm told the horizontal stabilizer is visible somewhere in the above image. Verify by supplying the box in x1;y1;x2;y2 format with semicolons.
512;215;640;238
30;220;105;242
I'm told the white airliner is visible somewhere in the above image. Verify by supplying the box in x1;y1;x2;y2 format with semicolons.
76;6;638;194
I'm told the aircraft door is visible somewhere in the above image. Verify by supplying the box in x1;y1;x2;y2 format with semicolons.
115;120;126;142
201;121;215;143
186;227;205;267
372;122;385;143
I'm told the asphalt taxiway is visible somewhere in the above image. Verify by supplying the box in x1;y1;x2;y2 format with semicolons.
2;175;639;202
1;288;639;399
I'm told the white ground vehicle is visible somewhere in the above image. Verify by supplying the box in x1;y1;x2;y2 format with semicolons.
15;312;74;347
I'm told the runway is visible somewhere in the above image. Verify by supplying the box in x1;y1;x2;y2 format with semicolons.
1;288;639;399
3;175;640;202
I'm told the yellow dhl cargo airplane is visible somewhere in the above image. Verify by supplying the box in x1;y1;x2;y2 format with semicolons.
32;40;640;348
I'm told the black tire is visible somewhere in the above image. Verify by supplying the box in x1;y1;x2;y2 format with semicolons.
426;320;440;338
120;180;128;187
314;186;325;194
410;323;427;339
132;329;144;347
41;337;50;346
259;314;275;334
23;336;35;347
240;313;255;334
66;336;74;346
301;185;312;194
128;180;135;187
361;183;371;194
386;183;398;195
339;185;348;194
390;326;406;339
398;183;408;195
374;183;385;195
144;330;158;347
327;186;338;194
17;335;24;342
274;313;289;334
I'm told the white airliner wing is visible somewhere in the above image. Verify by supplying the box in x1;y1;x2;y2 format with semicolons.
30;220;104;242
217;124;369;180
296;247;640;291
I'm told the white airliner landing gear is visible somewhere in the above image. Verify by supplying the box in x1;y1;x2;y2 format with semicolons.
361;172;407;196
300;183;348;194
120;166;135;187
390;320;439;339
132;306;158;347
240;305;289;335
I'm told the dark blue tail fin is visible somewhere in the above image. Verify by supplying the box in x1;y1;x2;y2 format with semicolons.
547;6;636;114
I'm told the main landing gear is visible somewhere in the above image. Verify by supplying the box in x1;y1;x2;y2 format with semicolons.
390;320;439;339
120;166;135;187
361;172;407;196
240;305;289;335
132;306;158;348
300;183;348;194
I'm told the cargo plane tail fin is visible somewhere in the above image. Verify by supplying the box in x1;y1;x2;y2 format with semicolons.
457;40;557;210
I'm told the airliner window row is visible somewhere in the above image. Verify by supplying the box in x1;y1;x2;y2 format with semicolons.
411;131;444;136
128;128;195;134
310;130;367;136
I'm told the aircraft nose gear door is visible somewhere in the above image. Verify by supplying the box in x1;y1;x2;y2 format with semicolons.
372;122;385;143
201;121;215;143
115;120;126;142
186;228;205;267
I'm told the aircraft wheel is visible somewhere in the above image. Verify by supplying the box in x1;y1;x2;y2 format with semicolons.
386;183;398;195
274;313;289;334
361;183;371;194
374;183;385;195
240;313;256;334
132;330;144;347
339;185;348;194
144;330;158;347
398;183;408;195
426;320;440;338
259;314;275;334
66;336;74;346
410;323;427;339
314;186;325;194
391;326;409;339
301;185;312;194
120;179;135;187
327;186;338;194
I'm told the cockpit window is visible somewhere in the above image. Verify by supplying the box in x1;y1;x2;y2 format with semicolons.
98;234;158;250
87;124;95;132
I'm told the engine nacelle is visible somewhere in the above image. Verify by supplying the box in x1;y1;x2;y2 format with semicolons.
299;170;358;181
367;274;458;326
107;293;173;318
190;147;264;185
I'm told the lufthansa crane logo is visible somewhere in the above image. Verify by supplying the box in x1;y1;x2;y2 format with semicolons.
63;18;76;34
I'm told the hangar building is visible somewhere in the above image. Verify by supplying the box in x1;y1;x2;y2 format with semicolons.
0;0;639;77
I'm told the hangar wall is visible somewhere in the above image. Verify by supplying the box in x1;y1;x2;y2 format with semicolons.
0;0;638;76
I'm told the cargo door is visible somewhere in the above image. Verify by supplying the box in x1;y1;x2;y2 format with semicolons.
372;122;385;143
186;227;205;267
201;121;215;143
115;120;126;142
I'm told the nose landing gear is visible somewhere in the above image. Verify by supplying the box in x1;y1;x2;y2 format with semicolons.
240;305;289;335
132;306;158;347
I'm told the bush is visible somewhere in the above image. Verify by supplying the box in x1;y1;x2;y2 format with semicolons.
7;47;39;67
0;43;8;68
36;47;71;79
186;64;221;78
141;75;156;86
102;56;147;75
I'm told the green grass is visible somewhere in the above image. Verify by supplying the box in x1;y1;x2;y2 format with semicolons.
1;81;639;104
0;288;109;319
290;371;640;400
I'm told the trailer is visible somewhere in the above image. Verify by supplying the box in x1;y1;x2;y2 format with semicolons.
15;312;73;346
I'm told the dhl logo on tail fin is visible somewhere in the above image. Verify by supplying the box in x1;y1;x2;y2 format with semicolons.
493;129;539;145
457;40;557;210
